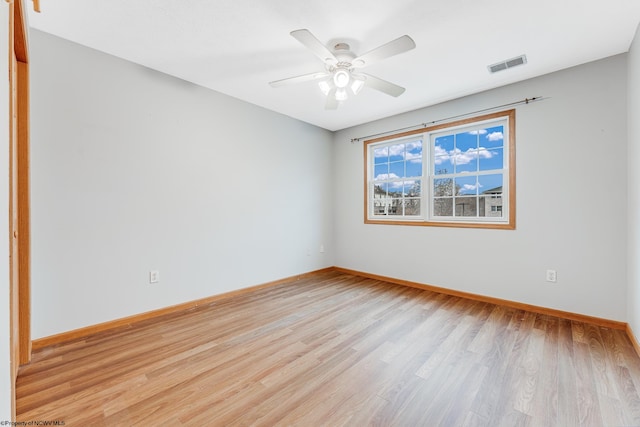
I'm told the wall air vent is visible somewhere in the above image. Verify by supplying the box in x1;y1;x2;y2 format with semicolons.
488;55;527;73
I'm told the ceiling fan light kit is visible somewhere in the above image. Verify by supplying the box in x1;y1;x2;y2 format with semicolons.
333;69;350;88
350;77;365;95
335;88;348;102
269;29;416;109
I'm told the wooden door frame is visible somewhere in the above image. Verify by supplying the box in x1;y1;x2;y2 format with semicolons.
8;0;31;417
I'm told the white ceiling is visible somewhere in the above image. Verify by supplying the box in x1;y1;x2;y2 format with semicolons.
27;0;640;131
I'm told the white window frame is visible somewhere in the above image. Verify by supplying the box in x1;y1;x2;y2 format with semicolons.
364;109;515;230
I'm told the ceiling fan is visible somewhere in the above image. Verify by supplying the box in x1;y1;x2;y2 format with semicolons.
269;29;416;109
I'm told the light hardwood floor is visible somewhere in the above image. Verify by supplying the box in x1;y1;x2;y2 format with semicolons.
16;271;640;426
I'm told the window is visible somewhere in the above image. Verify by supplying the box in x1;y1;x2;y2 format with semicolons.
365;110;515;229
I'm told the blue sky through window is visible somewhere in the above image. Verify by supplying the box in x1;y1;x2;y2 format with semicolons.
374;139;423;181
433;125;504;193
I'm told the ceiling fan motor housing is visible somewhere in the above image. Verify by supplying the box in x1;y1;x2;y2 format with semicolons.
332;43;356;69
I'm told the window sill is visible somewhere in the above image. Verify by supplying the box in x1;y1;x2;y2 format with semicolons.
364;218;515;230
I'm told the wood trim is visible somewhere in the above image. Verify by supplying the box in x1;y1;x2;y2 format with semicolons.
363;137;368;225
507;110;516;228
32;267;334;350
9;0;30;366
627;324;640;358
12;0;26;61
363;219;515;229
8;6;17;420
363;109;516;230
8;0;30;417
16;58;30;364
333;266;627;330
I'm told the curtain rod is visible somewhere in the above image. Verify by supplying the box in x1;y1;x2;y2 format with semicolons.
350;96;545;143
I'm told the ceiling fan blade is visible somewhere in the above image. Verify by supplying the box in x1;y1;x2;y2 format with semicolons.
325;88;339;110
352;35;416;68
269;71;330;87
290;29;338;65
362;73;406;97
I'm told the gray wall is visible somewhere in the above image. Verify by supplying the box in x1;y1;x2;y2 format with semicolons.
30;30;335;339
628;24;640;339
333;55;628;321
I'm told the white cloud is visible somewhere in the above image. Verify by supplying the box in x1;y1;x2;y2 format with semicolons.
434;147;498;168
434;145;452;166
374;173;400;181
477;149;494;159
406;152;423;162
462;183;483;191
434;157;447;166
406;140;422;150
374;141;423;160
434;145;449;157
468;129;487;135
486;132;503;141
453;149;475;165
387;145;404;157
373;148;388;157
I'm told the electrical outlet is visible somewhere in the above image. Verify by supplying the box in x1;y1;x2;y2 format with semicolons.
546;269;557;283
320;244;325;253
149;270;160;284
